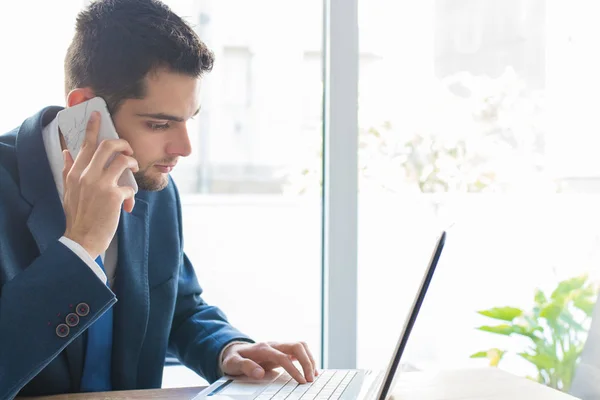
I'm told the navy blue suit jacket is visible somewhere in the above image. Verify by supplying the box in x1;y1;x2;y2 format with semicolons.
0;107;252;399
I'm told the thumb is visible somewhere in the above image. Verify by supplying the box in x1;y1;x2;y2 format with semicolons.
223;354;265;380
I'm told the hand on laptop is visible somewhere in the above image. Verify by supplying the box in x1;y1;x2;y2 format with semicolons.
221;341;318;384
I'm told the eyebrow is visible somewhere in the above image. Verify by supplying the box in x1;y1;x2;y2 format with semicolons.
136;106;201;122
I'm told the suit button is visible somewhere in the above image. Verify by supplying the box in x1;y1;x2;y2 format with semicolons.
56;323;70;338
76;303;90;317
66;313;80;327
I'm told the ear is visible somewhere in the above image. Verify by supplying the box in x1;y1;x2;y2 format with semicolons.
66;87;96;107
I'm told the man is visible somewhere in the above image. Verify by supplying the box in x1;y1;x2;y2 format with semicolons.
0;0;316;398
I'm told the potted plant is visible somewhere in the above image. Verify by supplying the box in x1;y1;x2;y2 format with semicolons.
471;275;599;392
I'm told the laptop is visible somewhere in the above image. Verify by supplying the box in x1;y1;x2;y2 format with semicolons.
192;231;446;400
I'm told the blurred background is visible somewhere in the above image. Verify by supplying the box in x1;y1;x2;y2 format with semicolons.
2;0;600;394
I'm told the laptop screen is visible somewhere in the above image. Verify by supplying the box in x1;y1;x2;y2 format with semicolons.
375;231;446;400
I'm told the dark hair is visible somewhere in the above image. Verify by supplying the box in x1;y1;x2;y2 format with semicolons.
64;0;214;113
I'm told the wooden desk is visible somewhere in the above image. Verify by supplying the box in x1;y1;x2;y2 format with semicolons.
21;368;579;400
19;386;204;400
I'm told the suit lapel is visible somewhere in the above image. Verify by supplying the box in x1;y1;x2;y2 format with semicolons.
20;107;67;255
18;106;87;390
17;106;64;206
111;198;150;389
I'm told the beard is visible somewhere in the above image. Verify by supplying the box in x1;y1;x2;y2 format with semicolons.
134;164;169;191
134;170;168;191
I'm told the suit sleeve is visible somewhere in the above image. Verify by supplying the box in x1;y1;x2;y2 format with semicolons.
166;181;254;383
58;236;107;283
0;240;116;400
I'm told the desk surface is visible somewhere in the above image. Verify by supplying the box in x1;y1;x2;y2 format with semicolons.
21;368;578;400
20;386;204;400
391;367;577;399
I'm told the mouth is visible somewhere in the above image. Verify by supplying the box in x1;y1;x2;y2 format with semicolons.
154;164;177;173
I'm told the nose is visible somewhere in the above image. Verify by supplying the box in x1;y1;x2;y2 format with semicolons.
166;126;192;158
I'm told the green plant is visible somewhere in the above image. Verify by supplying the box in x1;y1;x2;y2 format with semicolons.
471;275;599;392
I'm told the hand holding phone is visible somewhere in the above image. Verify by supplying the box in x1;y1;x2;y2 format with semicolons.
57;96;138;193
58;98;139;259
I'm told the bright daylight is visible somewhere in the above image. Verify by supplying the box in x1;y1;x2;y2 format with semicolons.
1;0;600;399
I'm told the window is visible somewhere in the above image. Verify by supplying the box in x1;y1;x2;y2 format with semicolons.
356;0;599;390
0;0;323;388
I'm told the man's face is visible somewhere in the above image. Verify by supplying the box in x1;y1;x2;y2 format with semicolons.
112;68;200;191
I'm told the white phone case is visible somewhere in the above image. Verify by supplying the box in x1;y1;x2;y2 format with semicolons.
57;97;138;193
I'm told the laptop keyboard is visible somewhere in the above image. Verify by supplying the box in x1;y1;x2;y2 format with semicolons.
254;370;357;400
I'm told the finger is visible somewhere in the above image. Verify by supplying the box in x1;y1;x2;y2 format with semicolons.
62;150;74;187
103;154;139;185
115;186;136;211
88;139;135;176
123;197;136;213
224;354;265;380
117;185;136;199
70;111;101;176
267;348;306;384
276;343;315;382
300;342;319;376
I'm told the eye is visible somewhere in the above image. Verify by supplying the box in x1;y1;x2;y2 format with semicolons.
147;122;171;131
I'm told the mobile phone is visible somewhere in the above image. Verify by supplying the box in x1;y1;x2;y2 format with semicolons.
57;96;138;193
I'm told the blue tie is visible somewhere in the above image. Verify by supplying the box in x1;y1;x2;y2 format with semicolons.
80;256;113;392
